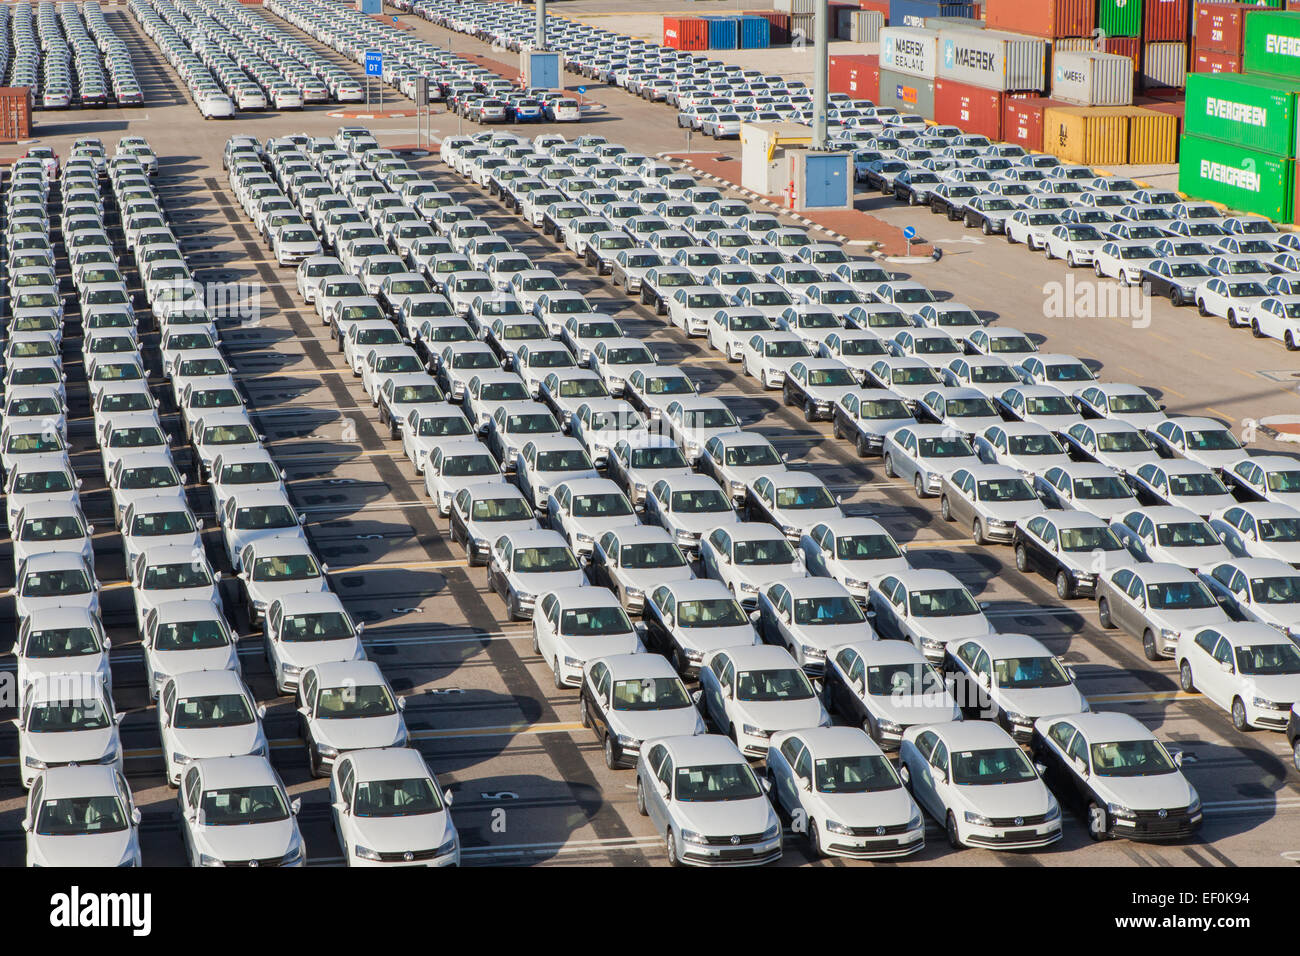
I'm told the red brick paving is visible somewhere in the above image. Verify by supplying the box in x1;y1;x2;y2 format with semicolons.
665;151;933;257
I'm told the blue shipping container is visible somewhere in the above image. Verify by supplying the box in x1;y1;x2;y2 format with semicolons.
739;15;770;49
706;16;739;50
888;0;973;29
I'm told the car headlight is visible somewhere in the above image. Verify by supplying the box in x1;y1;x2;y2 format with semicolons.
354;844;383;861
1252;696;1285;710
761;822;781;841
434;835;458;857
729;480;747;498
801;645;826;660
1188;793;1201;816
24;756;46;770
907;808;923;830
843;577;869;590
685;441;700;458
633;481;647;495
741;723;770;738
964;811;993;827
626;586;644;601
563;656;584;669
683;649;703;662
1160;628;1179;645
679;828;710;845
1005;711;1031;726
675;529;697;544
878;718;903;734
282;664;302;676
920;636;944;651
282;843;304;866
1107;802;1136;820
824;819;854;836
1044;802;1060;822
172;752;193;766
316;742;340;758
198;854;226;867
739;582;760;594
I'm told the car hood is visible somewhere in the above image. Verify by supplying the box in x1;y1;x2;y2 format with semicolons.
1000;684;1088;719
352;810;452;854
622;565;696;592
1073;497;1135;522
27;726;118;764
1096;450;1158;473
254;579;330;602
611;704;703;742
467;517;538;542
1243;673;1300;702
735;696;825;733
563;631;641;661
1188;449;1244;471
1155;542;1233;569
872;691;958;726
795;622;875;650
816;786;916;827
197;818;296;861
916;613;993;643
981;498;1047;523
152;643;240;678
858;416;915;437
1150;606;1228;633
1097;771;1195;812
313;713;406;750
32;830;134;868
1168;492;1237;518
672;795;774;837
172;721;264;759
778;506;845;532
672;511;740;535
513;569;587;593
959;778;1053;817
679;623;758;654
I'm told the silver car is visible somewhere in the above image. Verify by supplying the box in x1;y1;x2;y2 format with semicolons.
938;464;1046;545
1095;562;1230;660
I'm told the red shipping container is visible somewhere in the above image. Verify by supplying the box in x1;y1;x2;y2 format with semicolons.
1144;0;1188;41
936;79;1003;139
0;87;32;143
985;0;1095;38
1193;2;1250;54
663;16;708;50
859;0;890;16
830;54;879;100
1104;35;1141;70
1003;95;1064;151
1192;48;1243;72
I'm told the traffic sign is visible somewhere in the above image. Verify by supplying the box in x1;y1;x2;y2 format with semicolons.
577;86;586;94
365;51;383;76
903;225;916;240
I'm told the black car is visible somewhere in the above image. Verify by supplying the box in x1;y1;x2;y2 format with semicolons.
1140;259;1217;306
893;169;941;206
929;183;980;221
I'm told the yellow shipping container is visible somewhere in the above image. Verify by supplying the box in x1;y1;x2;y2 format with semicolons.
1116;105;1178;165
1043;106;1129;167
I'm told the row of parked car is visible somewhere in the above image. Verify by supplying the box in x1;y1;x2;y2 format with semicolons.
2;138;461;868
5;1;143;109
222;122;1299;864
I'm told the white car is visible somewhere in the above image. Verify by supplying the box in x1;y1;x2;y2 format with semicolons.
545;477;639;557
898;721;1062;850
973;422;1072;477
219;489;308;571
177;756;304;867
754;576;876;673
23;766;142;868
1073;383;1167;432
821;639;961;748
699;644;829;757
10;500;95;579
797;518;910;604
1043;223;1107;267
158;669;269;787
1109;506;1234;570
586;525;697;613
12;607;113;699
1129;461;1237;517
263;590;368;694
12;553;100;624
1096;562;1231;660
1199;558;1300;636
1146;417;1246;472
142;599;242;699
17;677;123;789
487;529;587;621
579;653;707;769
298;661;409;778
699;522;807;608
1177;621;1300;731
1195;276;1271;326
329;747;460;866
867;568;994;663
1209;502;1300;564
532;587;641;688
1093;241;1160;285
237;535;332;626
515;437;599;512
1223;456;1300;510
738;331;812;389
706;307;773;362
130;544;222;636
766;726;924;859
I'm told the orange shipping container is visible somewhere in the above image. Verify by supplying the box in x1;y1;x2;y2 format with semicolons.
935;79;1003;140
663;16;708;50
1104;35;1141;71
985;0;1095;39
829;54;879;100
0;87;32;143
1192;49;1243;73
1003;95;1063;151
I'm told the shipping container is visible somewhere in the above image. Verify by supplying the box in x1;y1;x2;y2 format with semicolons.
889;0;975;30
852;10;886;40
773;0;817;14
739;15;771;48
1004;95;1061;149
935;78;1005;137
791;11;816;43
1099;0;1143;38
925;15;985;29
1043;105;1131;164
880;26;942;77
747;10;792;44
1142;41;1189;87
830;53;882;99
985;0;1096;39
0;87;32;143
836;4;857;37
1052;51;1136;104
878;66;938;116
937;27;1049;92
1185;70;1300;154
1135;95;1187;141
706;16;739;49
1104;35;1142;70
1146;0;1189;40
663;16;709;50
1180;133;1295;220
1193;48;1244;71
1052;37;1099;56
1243;9;1300;77
859;0;891;19
1192;2;1251;54
1123;105;1180;162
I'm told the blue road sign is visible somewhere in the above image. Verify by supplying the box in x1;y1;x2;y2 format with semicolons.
577;86;587;95
365;51;383;76
903;225;917;240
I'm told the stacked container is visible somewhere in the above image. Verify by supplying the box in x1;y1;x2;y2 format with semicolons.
739;15;771;49
830;53;882;99
1004;95;1061;150
1043;105;1131;164
984;0;1096;39
935;79;1004;137
1051;51;1136;104
705;16;739;50
663;17;708;50
889;0;975;29
1098;0;1142;39
746;11;792;44
880;26;942;78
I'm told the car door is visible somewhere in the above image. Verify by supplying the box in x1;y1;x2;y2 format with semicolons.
536;592;559;662
1117;572;1148;637
924;737;952;820
586;661;611;741
642;744;670;830
1189;629;1225;704
652;751;675;831
771;736;805;819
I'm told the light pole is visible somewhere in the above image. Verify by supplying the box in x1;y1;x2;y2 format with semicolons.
536;0;546;51
813;0;828;149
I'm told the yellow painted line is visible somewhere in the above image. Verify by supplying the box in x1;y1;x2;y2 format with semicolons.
1163;386;1186;399
997;271;1018;281
1236;367;1260;381
1150;333;1173;345
1190;349;1218;364
904;538;975;549
233;369;342;381
1086;691;1197;704
327;559;465;575
1118;366;1145;380
1204;406;1233;422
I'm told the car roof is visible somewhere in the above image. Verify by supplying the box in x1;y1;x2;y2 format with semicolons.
959;632;1050;656
167;668;248;696
1040;711;1149;743
37;765;121;799
344;746;431;781
1215;620;1296;646
775;725;879;759
1126;562;1199;583
591;652;679;681
540;586;622;608
709;643;799;668
653;733;745;764
890;568;966;589
931;720;1015;749
310;659;387;685
192;755;279;789
500;528;569;548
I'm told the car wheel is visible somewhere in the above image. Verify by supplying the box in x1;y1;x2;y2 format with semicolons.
1231;697;1249;732
972;519;985;546
579;695;591;728
672;646;689;676
1087;802;1110;841
832;417;843;440
666;830;681;866
1055;570;1073;601
803;398;817;422
1098;597;1114;629
1066;252;1076;268
307;746;322;779
727;721;738;744
635;776;648;816
1093;262;1104;279
1287;330;1300;351
1044;245;1054;260
855;434;869;458
553;658;564;689
883;454;896;478
1252;318;1264;338
604;733;619;769
1142;629;1161;661
981;221;991;236
821;678;835;713
1014;544;1029;572
940;495;953;521
914;473;925;498
1179;659;1195;693
945;811;962;850
807;819;824;858
1197;298;1209;317
863;715;878;743
1007;231;1019;245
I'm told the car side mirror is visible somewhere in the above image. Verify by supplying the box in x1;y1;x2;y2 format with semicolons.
332;800;349;816
978;672;991;688
1072;757;1089;777
397;696;407;711
131;807;142;826
655;780;669;799
20;816;32;832
290;798;302;816
1219;659;1234;674
299;514;307;525
114;711;126;724
1034;762;1048;776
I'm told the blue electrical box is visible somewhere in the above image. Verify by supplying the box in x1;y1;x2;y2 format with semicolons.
520;50;562;91
356;0;381;14
793;151;853;211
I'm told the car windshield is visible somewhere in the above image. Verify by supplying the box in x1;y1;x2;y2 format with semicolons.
24;625;101;657
646;376;693;395
775;485;835;509
561;606;631;636
1009;434;1063;456
1235;642;1300;675
28;698;110;732
173;693;254;729
1021;395;1072;416
252;555;319;581
316;683;397;718
766;340;811;358
1154;521;1217;548
909;587;979;617
976;479;1036;503
1248;574;1300;604
866;661;947;697
508;414;560;435
1108;393;1160;414
617;540;685;569
153;616;230;650
630;446;688;469
452;352;497;370
684;409;737;429
674;762;762;802
815;755;899;794
994;655;1071;689
572;493;632;518
536;451;592;472
1259;517;1300;542
724;444;781;467
918;436;974;458
1167;472;1229;497
200;786;289;825
1090;739;1176;777
1096;431;1150;453
1267;470;1300;493
1146;581;1216;610
235;506;296;529
513;547;578;573
950;746;1038;785
735;667;814;702
143;563;211;590
1058;527;1124;553
36;796;128;836
676;598;747;627
23;569;92;597
20;516;85;541
353;777;443;817
807;368;856;387
130;509;195;536
750;290;789;306
793;596;864;625
670;489;731;514
611;677;691;711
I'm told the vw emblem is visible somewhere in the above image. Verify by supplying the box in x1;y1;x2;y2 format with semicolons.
875;826;886;836
729;835;741;846
403;851;414;861
249;859;259;868
1158;808;1168;819
1014;816;1024;827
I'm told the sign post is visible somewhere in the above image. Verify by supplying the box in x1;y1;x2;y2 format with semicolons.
576;84;586;113
903;224;916;255
365;50;382;111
